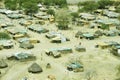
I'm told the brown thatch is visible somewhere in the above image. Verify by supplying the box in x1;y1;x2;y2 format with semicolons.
28;63;43;73
0;60;8;68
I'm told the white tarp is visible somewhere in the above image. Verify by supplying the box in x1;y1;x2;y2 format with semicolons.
117;49;120;55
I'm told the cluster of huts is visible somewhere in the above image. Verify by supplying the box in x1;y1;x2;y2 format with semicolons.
74;7;120;40
45;31;70;43
95;41;120;56
76;7;120;26
7;51;36;61
0;2;120;80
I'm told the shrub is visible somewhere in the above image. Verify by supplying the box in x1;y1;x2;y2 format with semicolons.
22;1;39;15
100;24;110;31
4;0;17;10
116;5;120;13
0;32;11;40
71;12;79;19
47;9;55;16
78;1;99;12
98;0;114;9
55;9;71;30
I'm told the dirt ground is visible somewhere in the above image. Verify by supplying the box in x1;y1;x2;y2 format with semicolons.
0;6;120;80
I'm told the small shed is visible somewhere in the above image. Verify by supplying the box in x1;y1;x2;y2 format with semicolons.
79;13;96;20
28;63;43;73
19;20;32;26
96;42;109;49
75;45;86;52
7;52;36;61
19;42;34;49
67;62;84;72
75;31;83;38
7;13;24;19
82;33;94;40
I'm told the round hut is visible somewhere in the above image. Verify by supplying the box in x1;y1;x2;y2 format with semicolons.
28;63;43;73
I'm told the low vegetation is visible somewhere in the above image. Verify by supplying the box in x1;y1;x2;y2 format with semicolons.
47;9;55;16
55;8;71;30
0;32;11;40
78;0;120;12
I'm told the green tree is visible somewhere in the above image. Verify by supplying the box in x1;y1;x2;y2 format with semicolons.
54;0;67;8
22;1;38;15
100;24;110;31
71;12;79;25
98;0;114;9
0;32;11;40
4;0;17;10
116;5;120;13
78;1;99;12
71;12;79;19
55;8;71;30
47;9;55;16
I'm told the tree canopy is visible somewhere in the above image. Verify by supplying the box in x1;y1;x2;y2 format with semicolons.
55;8;71;30
47;9;55;16
22;1;39;15
98;0;114;9
78;0;118;12
78;1;99;12
0;32;11;40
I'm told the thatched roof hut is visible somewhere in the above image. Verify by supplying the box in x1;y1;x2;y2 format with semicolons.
28;63;43;73
0;60;8;68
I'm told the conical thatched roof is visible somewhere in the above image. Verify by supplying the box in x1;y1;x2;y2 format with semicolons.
28;63;43;73
0;60;8;68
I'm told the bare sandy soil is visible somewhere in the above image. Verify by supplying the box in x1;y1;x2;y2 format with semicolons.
0;7;120;80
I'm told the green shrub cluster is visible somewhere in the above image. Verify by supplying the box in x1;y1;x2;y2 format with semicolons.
78;0;119;12
0;32;11;40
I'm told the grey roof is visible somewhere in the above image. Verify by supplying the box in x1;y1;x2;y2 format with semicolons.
103;10;119;18
28;24;49;33
83;33;94;37
49;47;72;53
7;13;24;19
95;19;120;25
79;13;96;20
14;52;32;60
0;40;14;47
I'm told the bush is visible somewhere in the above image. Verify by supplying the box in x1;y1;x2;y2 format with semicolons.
42;0;67;8
98;0;114;9
71;12;79;19
4;0;17;10
22;1;39;15
0;32;11;40
47;9;55;16
116;5;120;13
57;23;68;30
100;24;110;31
78;1;99;12
118;15;120;21
55;9;71;30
